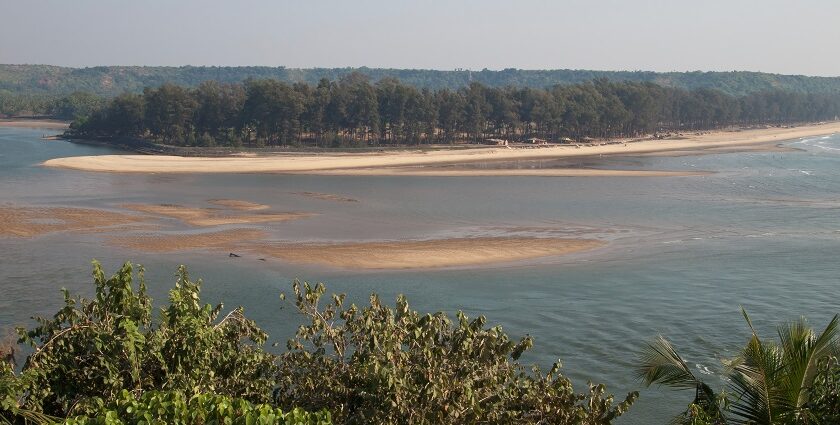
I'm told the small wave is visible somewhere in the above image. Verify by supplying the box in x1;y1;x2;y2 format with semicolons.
695;364;714;375
796;135;840;153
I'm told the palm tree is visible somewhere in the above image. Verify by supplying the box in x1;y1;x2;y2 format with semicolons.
637;309;839;425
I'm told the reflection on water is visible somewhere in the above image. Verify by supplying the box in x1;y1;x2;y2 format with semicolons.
1;127;839;423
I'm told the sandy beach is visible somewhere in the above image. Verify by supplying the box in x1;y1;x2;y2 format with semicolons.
43;122;840;175
120;203;313;226
0;119;70;130
257;237;605;269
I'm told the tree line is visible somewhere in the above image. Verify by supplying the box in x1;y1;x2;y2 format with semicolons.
69;74;840;148
0;91;103;120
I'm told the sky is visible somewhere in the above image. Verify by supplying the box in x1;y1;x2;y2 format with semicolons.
2;0;839;76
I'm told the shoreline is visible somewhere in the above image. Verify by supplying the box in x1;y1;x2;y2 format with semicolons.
0;119;70;130
43;121;840;176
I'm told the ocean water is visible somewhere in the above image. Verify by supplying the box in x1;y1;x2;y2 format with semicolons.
1;127;839;423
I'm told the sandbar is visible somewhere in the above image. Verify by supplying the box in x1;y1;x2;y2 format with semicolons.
0;206;144;237
258;237;604;269
43;122;840;176
120;203;313;226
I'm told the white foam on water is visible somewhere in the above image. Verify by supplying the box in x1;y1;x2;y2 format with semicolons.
796;134;840;153
695;364;714;375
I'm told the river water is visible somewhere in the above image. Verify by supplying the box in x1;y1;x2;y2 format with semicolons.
1;127;839;423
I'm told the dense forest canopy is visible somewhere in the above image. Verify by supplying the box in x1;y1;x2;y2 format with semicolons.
69;75;840;148
3;64;840;98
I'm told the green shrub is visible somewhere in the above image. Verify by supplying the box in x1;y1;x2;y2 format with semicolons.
3;262;638;424
63;390;330;425
809;356;839;423
275;281;638;424
15;262;276;417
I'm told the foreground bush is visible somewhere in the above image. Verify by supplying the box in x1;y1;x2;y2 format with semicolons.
809;356;839;424
2;261;635;424
12;262;276;418
275;281;638;424
63;390;330;425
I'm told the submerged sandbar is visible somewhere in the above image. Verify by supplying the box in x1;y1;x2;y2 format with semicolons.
258;237;605;270
120;203;313;226
0;206;144;237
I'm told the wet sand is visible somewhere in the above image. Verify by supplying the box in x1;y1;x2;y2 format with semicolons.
0;206;144;237
258;237;605;269
109;229;264;252
311;168;708;177
207;199;270;211
43;122;840;175
120;204;313;226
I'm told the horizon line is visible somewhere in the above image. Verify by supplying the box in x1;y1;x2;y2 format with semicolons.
2;63;838;79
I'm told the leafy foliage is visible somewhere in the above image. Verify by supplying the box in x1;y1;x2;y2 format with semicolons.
63;390;330;425
808;356;839;423
13;261;277;418
637;309;839;424
1;262;638;424
275;281;637;424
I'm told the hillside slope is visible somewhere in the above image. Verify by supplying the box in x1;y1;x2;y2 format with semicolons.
3;65;840;97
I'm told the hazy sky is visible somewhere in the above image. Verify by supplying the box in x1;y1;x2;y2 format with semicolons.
2;0;839;76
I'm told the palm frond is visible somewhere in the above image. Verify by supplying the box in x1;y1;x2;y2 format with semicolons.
636;335;701;390
777;314;839;409
727;320;784;425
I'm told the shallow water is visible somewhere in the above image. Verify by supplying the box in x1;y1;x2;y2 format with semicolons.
1;127;839;423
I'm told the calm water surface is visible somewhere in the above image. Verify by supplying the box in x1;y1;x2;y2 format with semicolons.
1;127;839;423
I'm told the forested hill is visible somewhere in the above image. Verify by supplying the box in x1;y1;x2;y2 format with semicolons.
3;64;840;97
